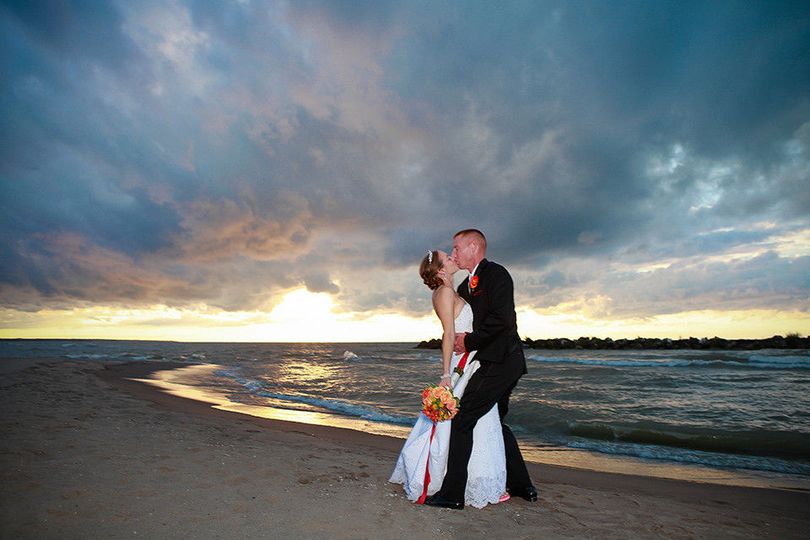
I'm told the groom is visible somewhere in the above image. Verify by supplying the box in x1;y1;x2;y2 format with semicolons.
425;229;536;510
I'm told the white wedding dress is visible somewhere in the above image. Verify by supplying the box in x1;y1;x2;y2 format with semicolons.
389;302;506;508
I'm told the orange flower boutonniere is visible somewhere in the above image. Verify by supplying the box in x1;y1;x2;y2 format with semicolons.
470;275;479;290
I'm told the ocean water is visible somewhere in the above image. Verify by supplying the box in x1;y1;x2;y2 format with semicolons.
3;339;810;488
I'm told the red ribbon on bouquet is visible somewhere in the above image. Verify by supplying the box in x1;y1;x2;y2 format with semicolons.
416;422;437;504
456;351;470;373
416;351;470;504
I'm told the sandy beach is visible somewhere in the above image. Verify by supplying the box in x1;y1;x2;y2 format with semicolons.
2;358;809;539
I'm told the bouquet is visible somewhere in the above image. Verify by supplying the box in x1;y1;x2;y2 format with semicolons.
420;384;460;422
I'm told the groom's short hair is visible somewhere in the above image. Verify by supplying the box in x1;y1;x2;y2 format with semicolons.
454;228;487;252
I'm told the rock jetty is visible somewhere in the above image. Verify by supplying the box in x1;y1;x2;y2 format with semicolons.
415;334;809;350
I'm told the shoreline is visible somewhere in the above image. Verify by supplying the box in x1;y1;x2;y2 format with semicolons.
105;361;810;502
3;357;810;538
115;360;810;492
99;360;406;456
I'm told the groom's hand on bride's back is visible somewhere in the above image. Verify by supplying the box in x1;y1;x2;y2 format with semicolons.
454;333;467;353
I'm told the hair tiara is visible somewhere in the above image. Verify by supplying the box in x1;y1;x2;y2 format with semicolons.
426;250;433;263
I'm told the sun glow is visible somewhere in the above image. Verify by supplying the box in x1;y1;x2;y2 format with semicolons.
0;288;439;342
1;288;808;342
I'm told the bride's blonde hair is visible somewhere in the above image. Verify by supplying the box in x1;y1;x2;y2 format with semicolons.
419;251;443;290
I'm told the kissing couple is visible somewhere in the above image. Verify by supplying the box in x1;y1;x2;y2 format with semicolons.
390;229;537;509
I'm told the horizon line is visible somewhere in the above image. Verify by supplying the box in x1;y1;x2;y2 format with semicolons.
1;333;806;345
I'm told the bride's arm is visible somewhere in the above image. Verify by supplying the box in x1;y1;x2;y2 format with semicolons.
432;286;455;386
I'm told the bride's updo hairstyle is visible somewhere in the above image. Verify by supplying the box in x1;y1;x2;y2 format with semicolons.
419;250;443;290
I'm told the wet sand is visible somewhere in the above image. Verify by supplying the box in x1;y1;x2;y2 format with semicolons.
1;358;808;539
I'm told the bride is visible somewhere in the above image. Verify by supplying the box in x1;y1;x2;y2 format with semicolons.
389;250;506;508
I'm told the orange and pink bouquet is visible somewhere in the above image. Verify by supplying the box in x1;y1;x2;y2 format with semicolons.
420;384;460;422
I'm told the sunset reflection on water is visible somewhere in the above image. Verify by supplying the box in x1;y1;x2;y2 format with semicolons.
132;363;409;439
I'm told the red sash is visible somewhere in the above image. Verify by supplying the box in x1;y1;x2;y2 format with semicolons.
456;351;470;372
415;352;469;504
415;422;437;504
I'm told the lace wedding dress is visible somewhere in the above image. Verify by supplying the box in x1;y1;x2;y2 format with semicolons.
389;302;506;508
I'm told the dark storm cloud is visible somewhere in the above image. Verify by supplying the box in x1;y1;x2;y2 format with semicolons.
3;0;144;75
1;1;808;320
382;1;810;262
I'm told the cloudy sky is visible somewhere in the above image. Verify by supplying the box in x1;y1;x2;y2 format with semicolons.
1;0;809;342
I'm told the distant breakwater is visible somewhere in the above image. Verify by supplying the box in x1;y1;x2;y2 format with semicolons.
415;334;810;350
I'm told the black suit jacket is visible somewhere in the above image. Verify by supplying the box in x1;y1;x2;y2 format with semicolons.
458;259;527;374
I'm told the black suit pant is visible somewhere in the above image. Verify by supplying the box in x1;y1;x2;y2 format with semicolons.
437;362;532;502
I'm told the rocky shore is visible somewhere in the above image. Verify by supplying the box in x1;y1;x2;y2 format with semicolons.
415;334;810;350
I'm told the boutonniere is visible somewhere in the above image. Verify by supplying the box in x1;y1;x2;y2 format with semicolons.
470;275;479;290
